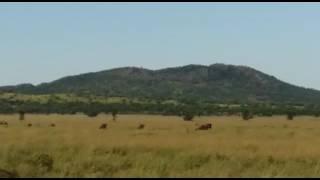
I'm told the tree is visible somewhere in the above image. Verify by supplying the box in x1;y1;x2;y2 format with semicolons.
112;109;118;121
180;105;196;121
182;108;195;121
85;110;99;118
121;99;127;105
262;111;273;117
242;109;253;120
183;113;194;121
18;110;25;121
287;111;295;120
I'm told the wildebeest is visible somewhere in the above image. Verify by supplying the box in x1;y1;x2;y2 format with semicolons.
206;123;212;129
3;122;8;127
195;123;212;130
99;123;107;129
50;123;56;127
138;124;145;129
0;121;8;127
27;123;32;127
0;121;6;124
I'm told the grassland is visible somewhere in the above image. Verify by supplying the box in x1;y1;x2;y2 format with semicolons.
1;114;320;177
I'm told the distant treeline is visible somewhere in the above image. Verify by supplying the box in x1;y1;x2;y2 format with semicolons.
0;98;320;118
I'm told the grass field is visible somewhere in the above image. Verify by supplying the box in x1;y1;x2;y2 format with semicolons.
1;114;320;177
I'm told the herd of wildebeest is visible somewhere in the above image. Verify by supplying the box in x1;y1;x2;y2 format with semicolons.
0;120;56;128
96;122;212;131
98;122;212;130
0;119;213;131
0;119;212;178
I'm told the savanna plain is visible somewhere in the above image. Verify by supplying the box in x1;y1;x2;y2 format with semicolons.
1;114;320;178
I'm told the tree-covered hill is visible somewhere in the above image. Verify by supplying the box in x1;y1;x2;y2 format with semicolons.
1;63;320;105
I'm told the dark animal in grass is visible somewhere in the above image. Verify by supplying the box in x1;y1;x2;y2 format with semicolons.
196;123;212;130
138;124;145;129
206;123;212;129
99;123;107;129
27;123;32;127
3;122;8;127
0;169;19;178
50;123;56;127
0;121;8;127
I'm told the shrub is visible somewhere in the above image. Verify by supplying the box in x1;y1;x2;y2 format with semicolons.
19;110;25;120
242;109;253;120
261;111;273;117
183;112;194;121
112;109;118;121
287;111;295;120
85;111;99;118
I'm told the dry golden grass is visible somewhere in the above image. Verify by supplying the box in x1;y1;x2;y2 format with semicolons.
1;114;320;177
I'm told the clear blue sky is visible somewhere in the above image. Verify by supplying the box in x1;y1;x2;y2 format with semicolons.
1;2;320;90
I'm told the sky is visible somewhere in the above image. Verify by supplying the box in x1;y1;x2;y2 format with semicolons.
1;2;320;90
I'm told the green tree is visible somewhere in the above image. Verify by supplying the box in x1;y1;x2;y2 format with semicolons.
287;111;295;120
183;113;194;121
112;109;118;121
85;110;99;118
18;110;25;121
242;109;253;120
182;107;195;121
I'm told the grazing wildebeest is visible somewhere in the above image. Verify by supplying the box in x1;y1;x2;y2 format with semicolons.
99;123;107;129
50;123;55;127
195;123;212;130
27;123;32;127
206;123;212;129
0;121;8;127
138;124;145;129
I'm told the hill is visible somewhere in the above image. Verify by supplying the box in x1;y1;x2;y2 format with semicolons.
1;63;320;105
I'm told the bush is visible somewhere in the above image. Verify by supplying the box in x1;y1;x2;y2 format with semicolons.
18;110;25;120
112;109;118;121
183;112;194;121
85;111;99;118
287;111;295;120
242;109;253;120
261;111;273;117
